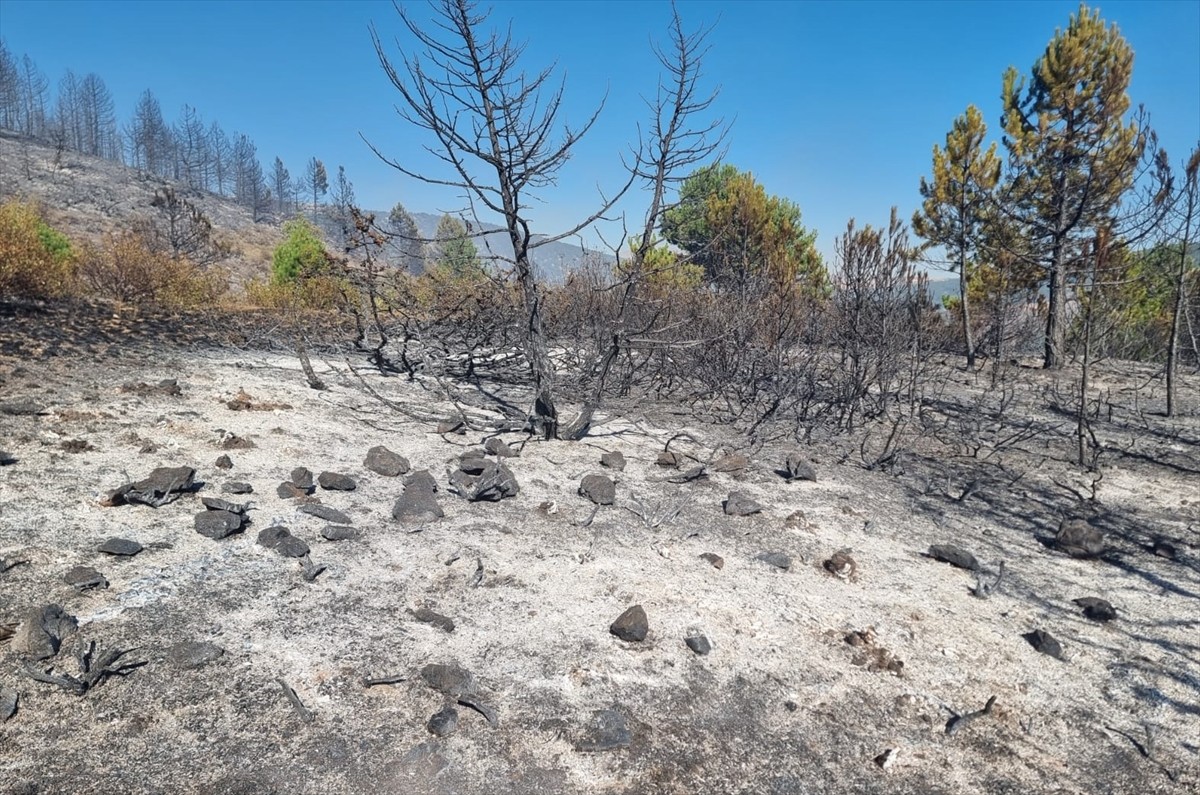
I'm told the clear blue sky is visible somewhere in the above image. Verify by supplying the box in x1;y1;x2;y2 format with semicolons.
2;0;1197;271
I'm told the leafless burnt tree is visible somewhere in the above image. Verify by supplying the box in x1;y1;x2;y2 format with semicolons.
367;0;630;439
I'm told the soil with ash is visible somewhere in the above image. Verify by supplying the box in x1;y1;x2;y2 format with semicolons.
1;303;1198;794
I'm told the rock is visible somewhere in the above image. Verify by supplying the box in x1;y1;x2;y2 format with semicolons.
600;451;626;471
784;510;808;529
1151;539;1177;560
222;481;253;494
215;454;233;470
685;632;712;655
257;525;310;558
121;379;182;397
448;460;518;502
656;451;682;468
277;481;306;499
1054;519;1105;558
122;465;196;507
363;445;410;477
824;550;857;579
1073;597;1117;622
99;537;143;556
405;470;439;493
420;663;476;697
64;566;107;591
436;419;465;435
780;453;817;482
1023;629;1064;660
221;434;255;450
427;706;459;737
410;608;455;633
0;689;16;722
0;399;45;416
874;748;899;771
393;471;445;523
484;437;516;458
579;474;616;506
711;453;750;473
927;544;980;571
299;504;352;525
610;605;648;642
318;471;357;491
0;450;15;465
12;604;76;659
202;496;249;515
723;491;762;516
321;525;361;541
290;467;314;491
168;641;225;670
758;551;792;571
574;709;632;752
700;552;725;570
195;510;245;540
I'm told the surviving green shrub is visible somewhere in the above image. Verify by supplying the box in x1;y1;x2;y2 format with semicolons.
272;218;332;284
0;200;77;299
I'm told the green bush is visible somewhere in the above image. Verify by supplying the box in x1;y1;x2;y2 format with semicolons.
272;218;331;284
0;200;77;299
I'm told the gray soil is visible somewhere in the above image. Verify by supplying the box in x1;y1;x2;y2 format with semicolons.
1;312;1198;794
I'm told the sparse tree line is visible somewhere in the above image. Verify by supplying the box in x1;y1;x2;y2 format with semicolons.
0;40;331;224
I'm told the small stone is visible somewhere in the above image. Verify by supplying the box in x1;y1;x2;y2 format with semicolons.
436;419;465;435
781;453;817;482
448;460;518;502
784;700;798;712
123;465;196;506
711;453;750;473
927;544;980;571
700;552;725;570
574;709;632;752
98;538;143;556
215;454;233;470
64;566;107;591
685;633;712;655
290;467;314;490
420;663;476;697
221;434;254;450
784;510;808;529
600;451;626;471
257;525;310;558
321;525;361;541
318;471;357;491
758;551;792;570
168;641;225;670
393;473;445;523
195;510;244;540
484;437;516;458
0;450;15;465
610;605;648;642
201;496;249;515
1055;519;1105;558
579;474;616;506
1023;629;1064;660
656;451;682;468
364;445;410;477
12;604;76;659
874;748;899;770
427;706;459;737
222;481;253;494
299;504;352;525
824;550;857;579
277;481;305;499
458;454;489;475
723;491;762;516
410;608;455;633
1073;597;1117;622
1151;539;1177;560
0;689;16;722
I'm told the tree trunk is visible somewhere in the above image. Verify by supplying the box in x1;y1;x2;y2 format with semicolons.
958;250;976;368
1044;238;1067;369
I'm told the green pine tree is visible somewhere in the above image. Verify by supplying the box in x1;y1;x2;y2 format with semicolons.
1001;3;1148;369
913;105;1001;367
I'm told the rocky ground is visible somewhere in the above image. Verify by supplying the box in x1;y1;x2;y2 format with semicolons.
1;301;1198;794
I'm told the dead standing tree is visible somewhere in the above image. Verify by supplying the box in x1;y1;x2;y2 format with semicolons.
560;5;726;440
367;0;629;439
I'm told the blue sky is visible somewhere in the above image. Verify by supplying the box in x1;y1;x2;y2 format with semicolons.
2;0;1197;271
